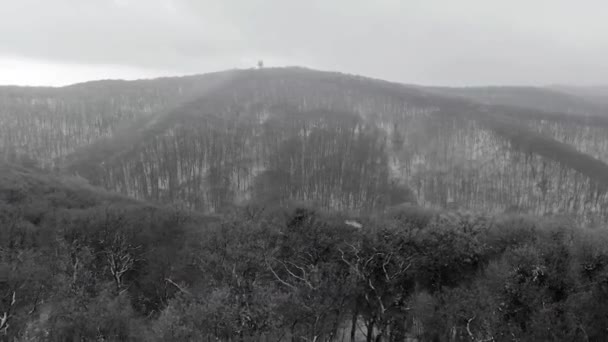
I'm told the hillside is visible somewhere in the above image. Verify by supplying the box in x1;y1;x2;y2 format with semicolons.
1;69;608;341
0;70;239;167
2;67;608;224
428;85;608;117
56;68;608;224
551;85;608;107
0;160;209;339
3;161;608;341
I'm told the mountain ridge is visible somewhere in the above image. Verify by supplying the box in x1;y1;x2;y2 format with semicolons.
53;68;608;224
3;67;608;224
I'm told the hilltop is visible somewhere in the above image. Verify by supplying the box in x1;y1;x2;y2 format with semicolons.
2;67;608;224
2;68;608;340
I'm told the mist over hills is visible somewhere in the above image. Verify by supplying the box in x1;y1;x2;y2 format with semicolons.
550;85;608;107
4;67;608;341
0;70;239;165
2;67;608;224
427;85;608;116
7;0;608;337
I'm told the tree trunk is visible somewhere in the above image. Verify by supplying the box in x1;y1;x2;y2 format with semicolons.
291;320;298;342
329;308;341;341
366;319;375;342
389;318;406;342
350;310;358;342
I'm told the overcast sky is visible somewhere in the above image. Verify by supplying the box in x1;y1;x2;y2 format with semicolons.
1;0;607;86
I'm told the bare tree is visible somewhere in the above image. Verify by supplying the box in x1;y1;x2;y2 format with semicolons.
0;291;15;335
339;243;411;342
104;231;141;293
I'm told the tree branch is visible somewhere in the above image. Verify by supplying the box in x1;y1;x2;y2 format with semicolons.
165;278;192;296
266;259;297;290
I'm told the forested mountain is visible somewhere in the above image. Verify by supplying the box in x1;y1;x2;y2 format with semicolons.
59;68;608;225
2;161;608;341
2;68;608;341
428;85;608;117
550;85;608;107
2;67;608;225
0;70;238;167
0;160;198;339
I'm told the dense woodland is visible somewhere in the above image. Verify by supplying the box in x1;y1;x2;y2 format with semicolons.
2;69;608;223
0;71;238;166
1;162;608;341
58;69;608;224
2;68;608;341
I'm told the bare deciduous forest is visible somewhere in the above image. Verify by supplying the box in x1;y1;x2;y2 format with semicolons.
1;68;608;341
3;1;608;340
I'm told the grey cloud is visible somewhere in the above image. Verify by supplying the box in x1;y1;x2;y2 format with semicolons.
2;0;608;85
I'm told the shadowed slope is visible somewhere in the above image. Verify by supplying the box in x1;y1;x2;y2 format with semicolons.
61;68;608;223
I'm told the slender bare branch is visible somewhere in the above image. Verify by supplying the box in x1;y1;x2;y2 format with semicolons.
165;278;192;296
266;259;297;290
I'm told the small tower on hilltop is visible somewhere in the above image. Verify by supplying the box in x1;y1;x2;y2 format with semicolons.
257;60;264;69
